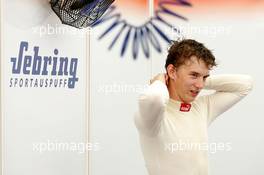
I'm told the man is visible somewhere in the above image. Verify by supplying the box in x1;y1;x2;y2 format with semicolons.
134;39;253;175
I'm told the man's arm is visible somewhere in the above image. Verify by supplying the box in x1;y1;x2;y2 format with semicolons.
203;74;253;125
134;74;169;135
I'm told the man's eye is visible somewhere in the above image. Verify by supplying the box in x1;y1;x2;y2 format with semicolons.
191;74;198;77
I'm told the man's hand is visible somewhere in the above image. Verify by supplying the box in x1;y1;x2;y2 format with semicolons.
150;73;169;86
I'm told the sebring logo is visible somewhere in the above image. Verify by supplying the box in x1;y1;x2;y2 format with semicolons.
10;41;79;89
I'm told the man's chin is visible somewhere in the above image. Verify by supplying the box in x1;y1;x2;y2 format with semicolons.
184;96;196;103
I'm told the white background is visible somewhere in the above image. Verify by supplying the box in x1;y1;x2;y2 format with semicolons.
1;0;88;175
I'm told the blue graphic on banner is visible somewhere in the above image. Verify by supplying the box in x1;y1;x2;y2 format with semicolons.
92;0;192;59
9;41;79;89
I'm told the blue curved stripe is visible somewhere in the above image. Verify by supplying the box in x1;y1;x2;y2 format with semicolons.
150;22;170;43
132;29;140;59
92;6;120;26
109;22;127;50
92;1;192;60
145;25;162;53
121;27;132;57
99;19;121;39
140;27;150;58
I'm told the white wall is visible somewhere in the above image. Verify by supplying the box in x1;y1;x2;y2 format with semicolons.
1;0;89;175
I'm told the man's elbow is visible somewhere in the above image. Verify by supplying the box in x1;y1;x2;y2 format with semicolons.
138;94;165;118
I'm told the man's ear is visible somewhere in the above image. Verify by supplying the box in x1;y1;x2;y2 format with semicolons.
166;64;177;80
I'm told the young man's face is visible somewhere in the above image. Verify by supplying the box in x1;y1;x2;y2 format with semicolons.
171;56;210;103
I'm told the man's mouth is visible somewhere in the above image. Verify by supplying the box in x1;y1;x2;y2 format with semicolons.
190;90;199;97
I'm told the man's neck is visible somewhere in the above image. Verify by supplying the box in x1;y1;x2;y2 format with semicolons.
168;84;182;102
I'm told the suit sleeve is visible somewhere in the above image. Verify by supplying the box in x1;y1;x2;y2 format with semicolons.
203;74;253;126
134;80;169;135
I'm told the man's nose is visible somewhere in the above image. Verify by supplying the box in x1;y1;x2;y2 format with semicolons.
195;78;204;89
